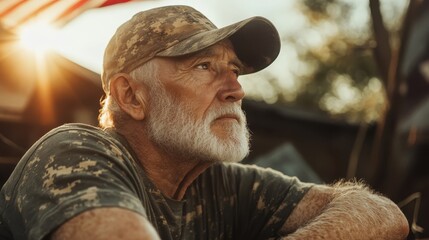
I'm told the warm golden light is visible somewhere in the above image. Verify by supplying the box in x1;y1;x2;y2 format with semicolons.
15;22;59;125
19;23;59;53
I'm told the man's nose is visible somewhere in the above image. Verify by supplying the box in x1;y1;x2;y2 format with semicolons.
218;71;245;102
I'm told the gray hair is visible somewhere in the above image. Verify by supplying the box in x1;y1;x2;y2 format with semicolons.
98;60;158;129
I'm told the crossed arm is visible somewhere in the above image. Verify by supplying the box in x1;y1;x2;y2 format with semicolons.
50;181;409;240
281;181;410;239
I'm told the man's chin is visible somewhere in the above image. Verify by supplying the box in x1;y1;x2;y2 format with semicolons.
213;141;249;163
210;124;241;139
210;129;250;163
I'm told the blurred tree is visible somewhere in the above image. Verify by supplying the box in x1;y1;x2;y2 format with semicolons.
244;0;408;124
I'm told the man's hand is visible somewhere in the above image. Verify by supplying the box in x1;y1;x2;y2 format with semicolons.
50;207;160;240
281;181;409;239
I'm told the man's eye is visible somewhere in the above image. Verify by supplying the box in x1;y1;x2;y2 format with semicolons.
232;68;241;77
196;63;210;70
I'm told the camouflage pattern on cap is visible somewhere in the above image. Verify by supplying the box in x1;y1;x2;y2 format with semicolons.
102;5;280;93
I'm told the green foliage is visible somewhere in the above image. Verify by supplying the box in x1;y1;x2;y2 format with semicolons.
276;0;404;123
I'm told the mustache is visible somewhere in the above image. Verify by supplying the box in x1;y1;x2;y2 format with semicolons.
205;104;246;125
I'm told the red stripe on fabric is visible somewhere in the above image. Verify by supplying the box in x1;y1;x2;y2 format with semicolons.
0;0;27;17
53;0;89;22
16;0;58;25
100;0;131;7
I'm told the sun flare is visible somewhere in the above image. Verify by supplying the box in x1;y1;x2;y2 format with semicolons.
18;22;59;53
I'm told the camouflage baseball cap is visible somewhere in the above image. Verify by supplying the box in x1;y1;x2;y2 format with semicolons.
102;5;281;93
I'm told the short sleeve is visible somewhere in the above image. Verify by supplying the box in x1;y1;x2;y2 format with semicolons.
10;125;147;240
232;164;312;239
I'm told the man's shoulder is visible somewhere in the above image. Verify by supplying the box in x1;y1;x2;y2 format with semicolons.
47;123;104;137
20;123;126;164
40;123;115;145
205;163;275;181
207;162;306;188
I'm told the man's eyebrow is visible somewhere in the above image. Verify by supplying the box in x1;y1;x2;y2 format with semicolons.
230;57;245;72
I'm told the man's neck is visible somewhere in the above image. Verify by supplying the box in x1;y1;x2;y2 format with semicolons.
119;126;212;200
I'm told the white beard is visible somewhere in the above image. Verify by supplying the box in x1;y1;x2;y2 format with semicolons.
146;85;250;163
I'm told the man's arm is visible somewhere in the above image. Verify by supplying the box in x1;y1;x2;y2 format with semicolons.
50;207;160;240
280;181;409;239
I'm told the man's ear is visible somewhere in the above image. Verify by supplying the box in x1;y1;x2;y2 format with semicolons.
109;73;148;120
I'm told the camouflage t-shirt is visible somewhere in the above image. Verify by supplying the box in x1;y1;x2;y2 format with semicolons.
0;123;311;240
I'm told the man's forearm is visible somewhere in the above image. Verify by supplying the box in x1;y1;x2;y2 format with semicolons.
51;208;160;240
281;181;409;240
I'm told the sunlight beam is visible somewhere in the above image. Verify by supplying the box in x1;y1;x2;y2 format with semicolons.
18;22;59;54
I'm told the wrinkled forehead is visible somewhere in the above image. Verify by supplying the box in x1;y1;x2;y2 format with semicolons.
191;40;236;57
145;39;243;77
176;40;242;66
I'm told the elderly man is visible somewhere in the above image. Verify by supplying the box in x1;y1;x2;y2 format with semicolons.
0;5;408;240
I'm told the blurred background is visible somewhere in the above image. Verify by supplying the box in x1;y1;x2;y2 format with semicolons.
0;0;428;239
